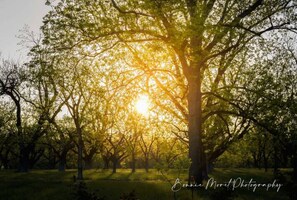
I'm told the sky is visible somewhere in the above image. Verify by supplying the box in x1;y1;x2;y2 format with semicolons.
0;0;50;61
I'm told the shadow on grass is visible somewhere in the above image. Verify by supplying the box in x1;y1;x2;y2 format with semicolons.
0;169;291;200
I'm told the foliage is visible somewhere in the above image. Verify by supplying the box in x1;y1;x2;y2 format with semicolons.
0;0;297;186
37;0;297;183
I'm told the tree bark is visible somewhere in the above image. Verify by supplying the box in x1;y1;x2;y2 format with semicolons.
263;149;269;172
273;137;279;175
187;74;206;184
263;156;268;172
48;148;55;169
102;156;110;169
252;153;260;168
84;157;94;169
144;157;149;173
19;145;29;172
293;155;297;182
77;128;84;180
0;151;10;169
184;0;208;181
58;151;67;172
131;153;136;173
12;95;29;172
83;147;98;169
292;143;297;182
112;159;117;173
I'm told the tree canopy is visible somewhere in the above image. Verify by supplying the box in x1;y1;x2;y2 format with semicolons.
0;0;296;184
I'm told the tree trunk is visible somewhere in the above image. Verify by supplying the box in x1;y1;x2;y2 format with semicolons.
252;153;260;168
58;151;67;172
102;156;110;169
19;143;41;171
14;97;28;172
293;157;297;182
84;157;94;170
2;160;9;169
1;158;9;169
0;150;10;169
84;146;98;170
144;157;149;173
263;156;268;172
282;150;288;167
112;159;117;173
131;154;136;173
273;138;279;175
187;75;206;184
19;145;29;172
292;149;297;182
48;147;56;169
77;131;84;180
263;151;269;172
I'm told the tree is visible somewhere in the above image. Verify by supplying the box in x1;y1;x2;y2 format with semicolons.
0;60;27;171
23;36;72;171
0;103;15;169
40;0;296;184
43;117;75;171
124;114;141;173
58;58;98;180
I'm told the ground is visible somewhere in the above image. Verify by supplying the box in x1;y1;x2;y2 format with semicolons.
0;168;291;200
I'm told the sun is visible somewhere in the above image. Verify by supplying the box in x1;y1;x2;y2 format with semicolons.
135;95;149;116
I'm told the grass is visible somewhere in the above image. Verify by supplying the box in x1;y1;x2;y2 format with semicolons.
0;168;291;200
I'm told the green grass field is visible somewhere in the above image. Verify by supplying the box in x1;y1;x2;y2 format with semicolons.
0;168;291;200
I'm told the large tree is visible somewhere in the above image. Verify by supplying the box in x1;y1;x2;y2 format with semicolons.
40;0;296;183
